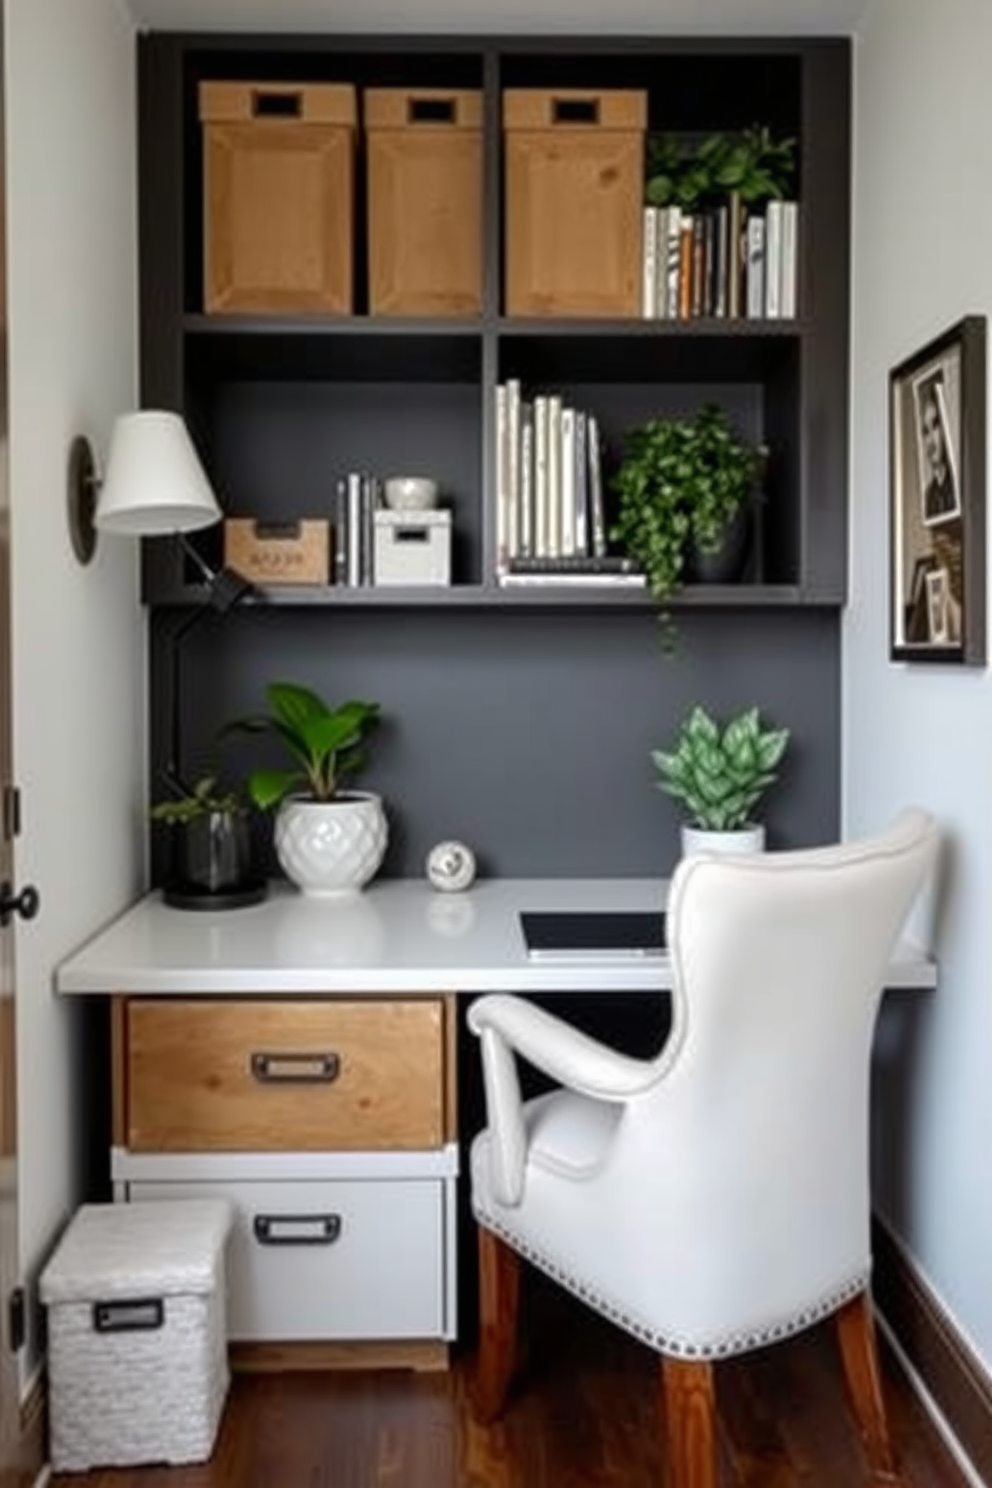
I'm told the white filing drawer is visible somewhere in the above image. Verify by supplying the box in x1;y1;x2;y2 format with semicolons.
130;1178;445;1341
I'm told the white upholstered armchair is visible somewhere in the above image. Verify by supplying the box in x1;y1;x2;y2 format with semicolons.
468;809;938;1488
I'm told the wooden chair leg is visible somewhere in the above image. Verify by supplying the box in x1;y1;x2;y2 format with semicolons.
472;1226;521;1424
661;1357;718;1488
835;1291;898;1480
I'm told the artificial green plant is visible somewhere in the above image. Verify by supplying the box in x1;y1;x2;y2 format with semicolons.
652;705;790;832
227;681;381;810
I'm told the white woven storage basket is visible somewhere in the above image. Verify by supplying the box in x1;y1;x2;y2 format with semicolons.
40;1199;233;1472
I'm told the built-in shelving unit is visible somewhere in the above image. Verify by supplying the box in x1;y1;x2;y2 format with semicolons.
139;33;849;612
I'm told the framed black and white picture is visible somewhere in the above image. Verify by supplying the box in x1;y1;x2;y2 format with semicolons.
889;315;987;665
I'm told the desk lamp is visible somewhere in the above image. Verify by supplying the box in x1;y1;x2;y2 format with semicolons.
69;411;265;908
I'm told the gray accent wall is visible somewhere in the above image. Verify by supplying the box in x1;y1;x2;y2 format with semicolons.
152;608;840;882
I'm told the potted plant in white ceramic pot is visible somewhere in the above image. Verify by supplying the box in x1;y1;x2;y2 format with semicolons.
229;681;385;897
652;705;790;855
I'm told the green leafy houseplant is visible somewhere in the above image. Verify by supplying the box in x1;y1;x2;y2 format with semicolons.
610;403;766;614
231;681;381;811
645;126;796;210
149;774;242;825
652;705;790;832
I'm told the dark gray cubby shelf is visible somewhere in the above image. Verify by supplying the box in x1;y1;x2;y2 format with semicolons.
141;33;849;612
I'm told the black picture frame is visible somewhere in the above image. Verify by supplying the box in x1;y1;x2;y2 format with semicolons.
889;315;987;665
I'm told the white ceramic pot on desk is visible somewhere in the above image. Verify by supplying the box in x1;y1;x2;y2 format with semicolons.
681;823;765;856
274;792;388;896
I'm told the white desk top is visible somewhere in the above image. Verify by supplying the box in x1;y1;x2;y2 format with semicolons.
56;878;938;997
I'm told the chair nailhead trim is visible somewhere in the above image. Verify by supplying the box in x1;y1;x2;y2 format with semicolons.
473;1203;869;1360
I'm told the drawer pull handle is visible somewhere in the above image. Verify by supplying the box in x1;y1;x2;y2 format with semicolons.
92;1297;164;1333
253;1214;342;1246
250;1051;340;1084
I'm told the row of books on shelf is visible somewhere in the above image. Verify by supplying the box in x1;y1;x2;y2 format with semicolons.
494;380;646;588
333;472;382;587
641;197;798;322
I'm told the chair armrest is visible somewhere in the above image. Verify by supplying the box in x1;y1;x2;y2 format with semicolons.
468;994;658;1100
468;996;658;1207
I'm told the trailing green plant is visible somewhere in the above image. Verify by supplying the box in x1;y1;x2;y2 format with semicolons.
227;681;381;811
646;126;796;210
149;773;242;826
609;403;765;621
651;705;790;832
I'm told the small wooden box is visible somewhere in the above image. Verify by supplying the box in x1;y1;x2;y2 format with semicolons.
366;89;483;317
224;519;330;585
503;89;647;318
200;81;357;315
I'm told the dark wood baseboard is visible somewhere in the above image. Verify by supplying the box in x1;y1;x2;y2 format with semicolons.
229;1339;450;1373
873;1214;992;1485
20;1370;47;1488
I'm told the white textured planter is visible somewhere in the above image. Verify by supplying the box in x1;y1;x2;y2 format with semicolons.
681;823;765;857
274;792;388;897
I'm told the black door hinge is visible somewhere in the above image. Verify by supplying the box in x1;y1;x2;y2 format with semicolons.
8;1287;25;1352
2;787;21;842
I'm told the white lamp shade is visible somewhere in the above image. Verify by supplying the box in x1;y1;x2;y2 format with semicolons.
94;411;222;536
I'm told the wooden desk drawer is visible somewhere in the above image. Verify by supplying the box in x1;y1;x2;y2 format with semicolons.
124;999;444;1152
129;1176;446;1340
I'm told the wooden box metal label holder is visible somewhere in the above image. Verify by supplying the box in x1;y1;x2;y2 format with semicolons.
224;519;330;585
366;88;484;317
503;88;647;318
200;81;357;315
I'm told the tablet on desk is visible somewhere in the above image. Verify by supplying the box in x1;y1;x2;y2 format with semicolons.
520;910;667;961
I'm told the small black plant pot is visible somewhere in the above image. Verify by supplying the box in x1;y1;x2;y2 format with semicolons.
164;811;266;910
685;500;756;586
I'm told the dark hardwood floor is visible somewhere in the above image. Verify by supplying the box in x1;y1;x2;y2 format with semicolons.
54;1277;968;1488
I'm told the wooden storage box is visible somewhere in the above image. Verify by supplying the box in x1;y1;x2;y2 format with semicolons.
366;88;483;317
224;519;330;585
200;81;357;315
503;88;647;318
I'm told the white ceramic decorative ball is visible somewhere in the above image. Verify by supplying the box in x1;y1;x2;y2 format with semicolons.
426;840;476;893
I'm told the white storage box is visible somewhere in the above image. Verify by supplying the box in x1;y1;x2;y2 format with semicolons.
40;1199;233;1473
373;509;452;586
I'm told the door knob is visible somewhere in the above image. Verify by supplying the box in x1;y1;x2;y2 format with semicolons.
0;882;39;928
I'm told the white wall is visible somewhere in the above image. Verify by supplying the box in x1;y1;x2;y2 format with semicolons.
849;0;992;1374
5;0;142;1381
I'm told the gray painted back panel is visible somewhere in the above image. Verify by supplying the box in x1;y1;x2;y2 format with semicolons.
154;610;840;881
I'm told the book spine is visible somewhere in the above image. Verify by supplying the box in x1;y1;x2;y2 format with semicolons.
765;200;783;318
780;200;798;319
346;472;362;587
533;394;549;560
642;206;658;319
508;556;641;574
506;377;521;560
494;382;508;576
333;477;348;586
498;572;646;588
727;191;743;320
678;214;694;320
587;414;606;559
519;401;534;559
547;394;562;558
560;407;576;557
691;215;706;319
665;206;682;320
746;216;765;319
713;204;728;319
573;410;588;557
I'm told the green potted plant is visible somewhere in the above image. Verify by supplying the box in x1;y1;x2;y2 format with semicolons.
652;704;790;854
228;681;384;897
150;773;261;905
645;125;796;209
610;403;766;633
